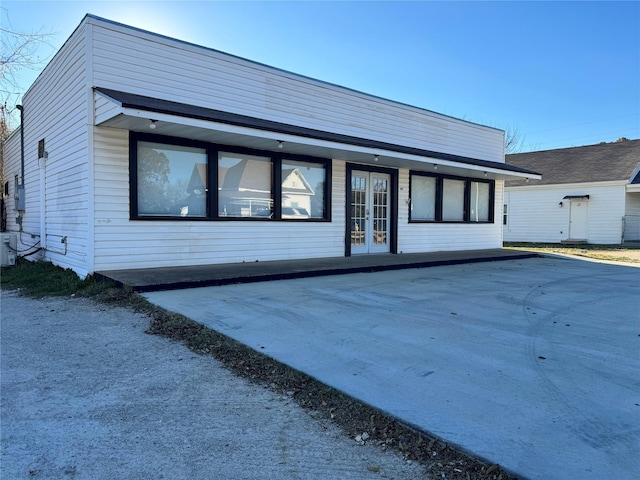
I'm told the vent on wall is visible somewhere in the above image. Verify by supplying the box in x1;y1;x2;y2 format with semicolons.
38;138;46;159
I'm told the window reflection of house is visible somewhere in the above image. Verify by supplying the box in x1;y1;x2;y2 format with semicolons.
218;155;273;217
282;168;314;218
182;163;207;217
215;155;318;218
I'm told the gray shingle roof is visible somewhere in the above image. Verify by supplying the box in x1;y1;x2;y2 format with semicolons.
505;139;640;187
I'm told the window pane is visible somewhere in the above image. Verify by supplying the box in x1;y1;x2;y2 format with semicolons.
410;175;436;221
282;160;326;219
218;152;272;217
470;181;490;222
442;178;465;221
137;142;207;217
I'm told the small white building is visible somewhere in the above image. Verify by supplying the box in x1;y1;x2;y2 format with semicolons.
1;15;536;278
504;140;640;244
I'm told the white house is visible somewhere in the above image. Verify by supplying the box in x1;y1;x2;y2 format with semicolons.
1;15;536;278
504;140;640;244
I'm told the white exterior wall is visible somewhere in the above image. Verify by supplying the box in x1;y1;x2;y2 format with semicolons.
625;192;640;216
504;182;627;244
397;171;504;252
92;127;345;270
88;18;503;163
623;192;640;241
3;15;508;275
2;23;90;276
86;16;506;271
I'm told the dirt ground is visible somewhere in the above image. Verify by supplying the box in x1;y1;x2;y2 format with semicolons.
1;291;429;480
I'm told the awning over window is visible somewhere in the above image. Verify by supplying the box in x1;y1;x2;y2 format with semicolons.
563;195;590;200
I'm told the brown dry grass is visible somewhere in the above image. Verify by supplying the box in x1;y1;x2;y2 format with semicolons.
504;243;640;264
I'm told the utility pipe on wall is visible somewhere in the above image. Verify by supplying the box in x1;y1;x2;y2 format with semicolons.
15;105;25;232
15;105;25;190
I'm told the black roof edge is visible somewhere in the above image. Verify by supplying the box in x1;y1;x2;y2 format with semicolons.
95;87;538;176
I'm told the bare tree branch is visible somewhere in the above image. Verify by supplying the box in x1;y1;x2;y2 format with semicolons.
504;124;526;154
0;8;57;132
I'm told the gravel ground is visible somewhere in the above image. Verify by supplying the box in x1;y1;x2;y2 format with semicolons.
0;290;426;480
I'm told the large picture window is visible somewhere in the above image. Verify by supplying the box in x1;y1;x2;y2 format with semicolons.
218;152;273;218
410;175;436;221
136;141;208;217
130;133;330;221
281;159;326;219
409;172;494;223
442;178;466;221
470;181;490;222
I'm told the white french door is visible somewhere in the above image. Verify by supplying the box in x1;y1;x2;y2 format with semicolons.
350;171;390;254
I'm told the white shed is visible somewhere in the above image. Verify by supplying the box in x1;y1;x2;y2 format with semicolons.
504;140;640;244
1;15;536;278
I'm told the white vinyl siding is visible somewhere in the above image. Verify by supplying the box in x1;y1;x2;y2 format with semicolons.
624;193;640;241
3;14;510;276
626;193;640;216
2;24;90;276
398;171;503;253
88;18;503;164
504;182;627;244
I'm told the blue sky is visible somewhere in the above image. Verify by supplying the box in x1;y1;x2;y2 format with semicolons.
2;0;639;152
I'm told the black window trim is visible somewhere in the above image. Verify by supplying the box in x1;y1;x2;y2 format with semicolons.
409;170;495;224
129;131;332;222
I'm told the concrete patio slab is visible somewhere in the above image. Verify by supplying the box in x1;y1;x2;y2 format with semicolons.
96;249;536;292
143;257;640;480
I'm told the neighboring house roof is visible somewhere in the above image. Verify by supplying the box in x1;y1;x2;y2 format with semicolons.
187;164;207;193
505;139;640;187
282;168;315;196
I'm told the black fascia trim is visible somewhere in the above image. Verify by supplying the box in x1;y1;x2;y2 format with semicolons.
96;87;538;176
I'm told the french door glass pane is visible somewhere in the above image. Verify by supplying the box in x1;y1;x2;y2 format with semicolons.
373;177;388;245
351;176;366;246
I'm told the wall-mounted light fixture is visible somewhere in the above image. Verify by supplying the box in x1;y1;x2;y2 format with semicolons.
278;141;284;149
374;155;379;162
525;177;530;183
149;120;157;130
484;172;488;177
433;164;438;170
558;201;563;207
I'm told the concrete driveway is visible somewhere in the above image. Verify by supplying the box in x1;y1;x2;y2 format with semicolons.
144;257;640;480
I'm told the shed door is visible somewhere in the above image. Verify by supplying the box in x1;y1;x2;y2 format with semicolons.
569;200;588;240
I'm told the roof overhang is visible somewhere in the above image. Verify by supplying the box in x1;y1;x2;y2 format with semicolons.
563;195;590;200
94;88;540;181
